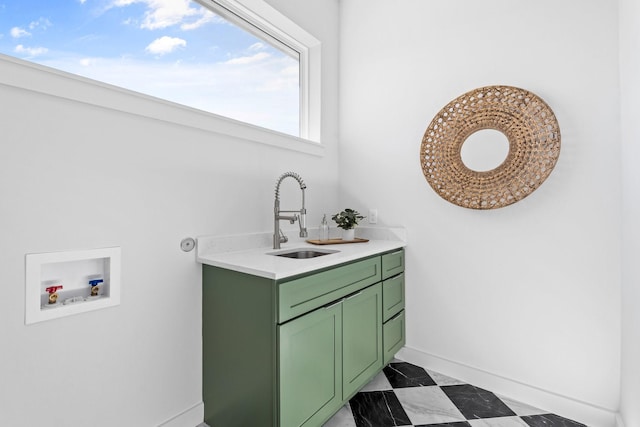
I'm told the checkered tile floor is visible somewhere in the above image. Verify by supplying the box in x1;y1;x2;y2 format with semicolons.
323;361;587;427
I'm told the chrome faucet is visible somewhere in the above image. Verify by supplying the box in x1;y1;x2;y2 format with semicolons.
274;172;308;249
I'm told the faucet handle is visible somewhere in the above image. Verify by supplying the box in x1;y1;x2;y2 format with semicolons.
279;229;289;244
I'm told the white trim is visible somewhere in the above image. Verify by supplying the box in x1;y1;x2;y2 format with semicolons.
616;413;626;427
204;0;300;58
397;346;618;427
218;0;321;142
156;401;204;427
207;0;322;142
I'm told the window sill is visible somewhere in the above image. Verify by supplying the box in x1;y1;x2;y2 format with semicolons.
0;54;324;157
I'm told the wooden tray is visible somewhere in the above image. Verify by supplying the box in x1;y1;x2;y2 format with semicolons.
306;238;369;245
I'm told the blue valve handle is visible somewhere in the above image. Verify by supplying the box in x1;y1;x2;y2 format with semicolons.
89;279;104;287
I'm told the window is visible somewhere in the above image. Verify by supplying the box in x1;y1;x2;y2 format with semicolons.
0;0;319;141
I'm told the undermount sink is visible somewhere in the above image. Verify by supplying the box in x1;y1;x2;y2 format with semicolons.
269;248;339;259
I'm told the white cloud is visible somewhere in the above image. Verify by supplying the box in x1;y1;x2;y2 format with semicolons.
14;45;48;57
29;18;52;30
179;10;217;30
249;42;265;51
80;58;98;66
281;65;298;76
109;0;218;31
257;62;299;93
10;19;51;39
145;36;186;55
112;0;138;6
141;0;194;29
10;27;31;38
225;52;270;65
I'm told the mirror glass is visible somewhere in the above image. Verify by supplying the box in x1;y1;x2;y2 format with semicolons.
460;129;510;172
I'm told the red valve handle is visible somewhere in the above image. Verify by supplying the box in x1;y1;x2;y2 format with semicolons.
45;285;63;294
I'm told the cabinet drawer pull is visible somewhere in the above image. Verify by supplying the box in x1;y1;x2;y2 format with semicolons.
389;311;404;322
323;300;342;310
344;291;363;301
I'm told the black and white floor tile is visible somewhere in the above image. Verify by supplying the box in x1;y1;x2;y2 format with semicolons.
323;361;587;427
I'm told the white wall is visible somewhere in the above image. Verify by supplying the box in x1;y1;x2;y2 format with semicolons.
0;1;340;425
339;1;621;425
619;0;640;425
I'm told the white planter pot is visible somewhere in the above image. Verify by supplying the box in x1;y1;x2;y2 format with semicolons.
341;228;355;241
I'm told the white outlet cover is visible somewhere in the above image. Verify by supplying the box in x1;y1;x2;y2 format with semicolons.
368;209;378;224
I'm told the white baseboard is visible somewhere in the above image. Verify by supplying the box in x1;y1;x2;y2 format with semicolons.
157;401;204;427
397;346;617;427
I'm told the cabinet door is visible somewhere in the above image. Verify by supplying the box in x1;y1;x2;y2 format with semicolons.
279;302;343;427
342;283;383;399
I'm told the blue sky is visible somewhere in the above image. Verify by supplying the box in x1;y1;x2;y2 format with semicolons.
0;0;300;136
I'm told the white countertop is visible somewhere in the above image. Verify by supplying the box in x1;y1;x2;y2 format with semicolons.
197;227;406;280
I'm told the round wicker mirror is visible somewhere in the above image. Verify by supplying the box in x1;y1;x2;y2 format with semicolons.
420;85;561;209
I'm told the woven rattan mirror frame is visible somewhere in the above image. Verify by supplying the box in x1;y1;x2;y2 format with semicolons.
420;85;561;209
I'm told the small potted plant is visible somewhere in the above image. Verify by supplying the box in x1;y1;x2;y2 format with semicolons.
332;208;365;241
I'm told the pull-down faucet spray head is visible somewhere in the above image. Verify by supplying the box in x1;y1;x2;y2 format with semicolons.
274;172;307;200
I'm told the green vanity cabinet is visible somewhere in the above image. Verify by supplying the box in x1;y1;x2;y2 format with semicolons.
202;248;403;427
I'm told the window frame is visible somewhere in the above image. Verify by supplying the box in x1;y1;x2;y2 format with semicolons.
0;0;323;156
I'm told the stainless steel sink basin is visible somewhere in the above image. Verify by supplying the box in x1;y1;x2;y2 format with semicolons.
269;248;339;259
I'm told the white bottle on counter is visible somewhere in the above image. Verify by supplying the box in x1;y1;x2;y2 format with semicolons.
319;214;330;241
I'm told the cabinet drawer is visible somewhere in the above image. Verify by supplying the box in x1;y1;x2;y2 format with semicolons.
382;273;404;322
382;250;404;280
278;257;382;323
383;310;405;365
